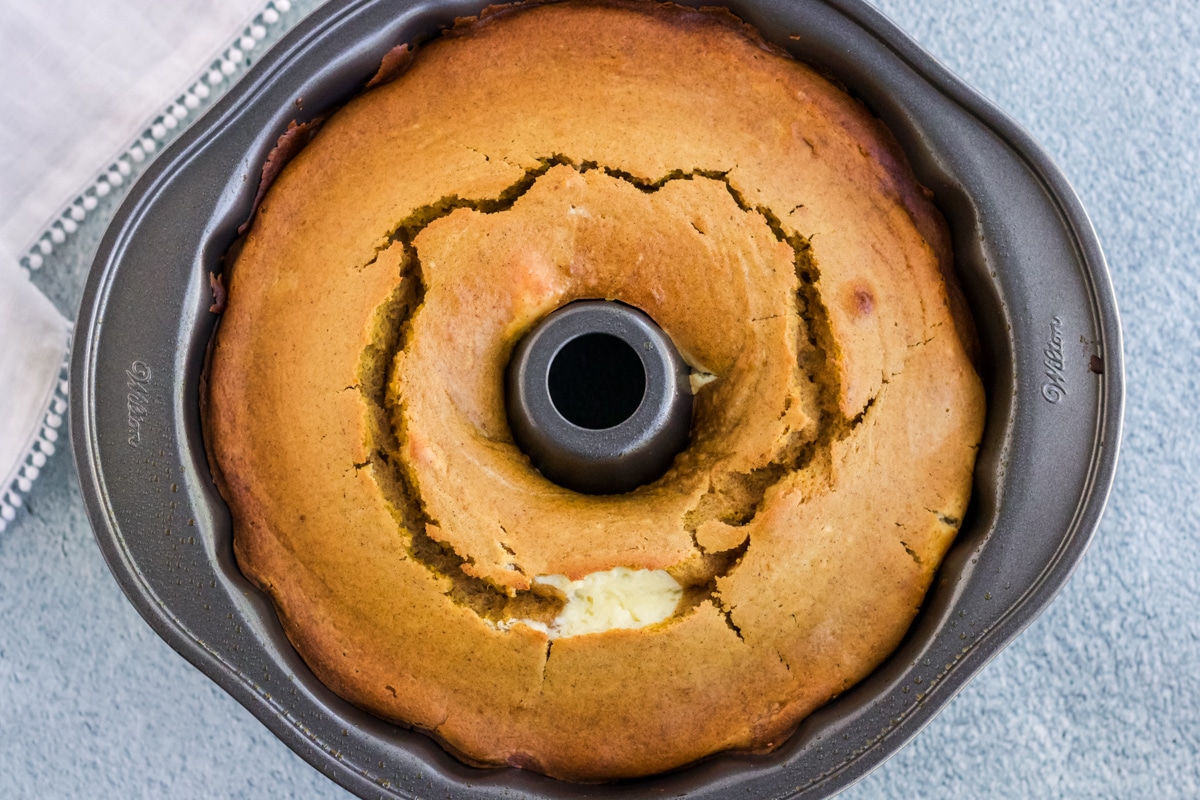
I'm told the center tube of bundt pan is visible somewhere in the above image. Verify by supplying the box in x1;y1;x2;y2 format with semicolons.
505;300;693;494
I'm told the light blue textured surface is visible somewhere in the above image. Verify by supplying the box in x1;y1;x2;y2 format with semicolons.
2;0;1198;797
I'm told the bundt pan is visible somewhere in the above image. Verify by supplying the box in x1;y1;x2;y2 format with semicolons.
71;0;1123;797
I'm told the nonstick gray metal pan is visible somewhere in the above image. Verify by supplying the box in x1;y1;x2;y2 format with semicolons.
71;0;1123;797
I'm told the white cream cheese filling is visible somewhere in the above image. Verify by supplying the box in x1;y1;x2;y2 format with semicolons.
498;566;683;639
689;369;717;393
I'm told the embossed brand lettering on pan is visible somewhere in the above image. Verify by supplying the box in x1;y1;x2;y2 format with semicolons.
126;361;152;447
1041;316;1067;404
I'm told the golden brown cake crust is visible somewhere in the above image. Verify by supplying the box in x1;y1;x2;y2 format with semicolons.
204;0;985;781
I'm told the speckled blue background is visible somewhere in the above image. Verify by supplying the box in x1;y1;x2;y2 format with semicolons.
2;0;1198;797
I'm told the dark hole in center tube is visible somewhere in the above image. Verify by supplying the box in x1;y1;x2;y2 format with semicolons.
548;333;646;430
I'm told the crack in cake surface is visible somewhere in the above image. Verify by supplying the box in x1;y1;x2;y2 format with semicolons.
357;155;859;635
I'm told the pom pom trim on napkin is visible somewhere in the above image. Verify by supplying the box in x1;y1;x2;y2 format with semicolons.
1;360;68;534
15;0;300;277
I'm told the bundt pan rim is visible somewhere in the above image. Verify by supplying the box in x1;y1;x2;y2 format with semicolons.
71;0;1122;797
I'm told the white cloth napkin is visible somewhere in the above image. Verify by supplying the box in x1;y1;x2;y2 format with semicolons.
0;0;270;528
0;264;68;530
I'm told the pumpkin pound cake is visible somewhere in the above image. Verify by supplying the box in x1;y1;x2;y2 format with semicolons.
204;0;985;782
